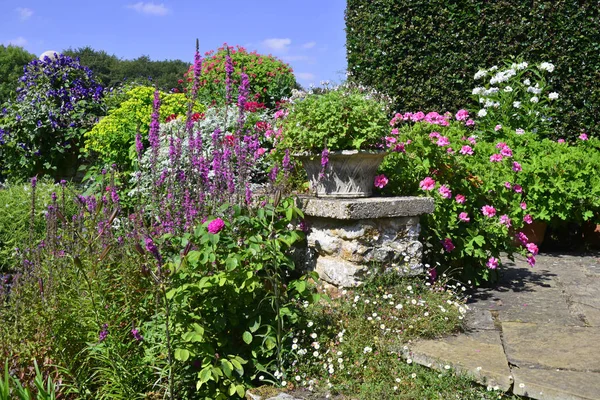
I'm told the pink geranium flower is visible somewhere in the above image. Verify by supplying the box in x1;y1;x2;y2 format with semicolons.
512;161;522;172
579;133;589;141
513;184;523;193
419;177;436;191
526;242;539;256
520;202;527;210
516;232;529;246
527;255;536;266
523;214;533;224
460;145;474;155
500;146;513;157
499;214;511;227
496;142;507;149
458;212;470;222
465;119;475;126
487;257;499;269
455;194;466;204
207;218;226;234
504;181;512;189
438;185;452;199
374;174;389;189
481;205;496;217
437;136;450;146
490;154;504;162
495;124;502;131
557;138;565;143
429;131;440;139
467;136;477;145
441;238;455;252
455;109;469;121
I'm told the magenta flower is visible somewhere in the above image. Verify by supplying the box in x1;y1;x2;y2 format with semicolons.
558;138;565;143
516;232;529;246
455;194;466;204
487;257;499;269
527;255;536;266
500;146;513;157
496;142;507;149
520;202;527;210
99;324;109;342
579;133;589;141
481;205;496;217
436;136;450;146
458;212;470;222
441;238;455;252
499;214;511;227
460;145;474;155
391;128;399;135
412;111;425;122
455;109;469;121
465;119;475;126
429;131;440;139
513;184;523;193
504;181;512;189
467;136;477;145
131;328;143;341
526;242;539;256
207;218;225;234
523;214;533;224
374;174;389;189
490;153;504;162
512;161;522;172
494;124;502;131
438;185;452;199
419;177;436;191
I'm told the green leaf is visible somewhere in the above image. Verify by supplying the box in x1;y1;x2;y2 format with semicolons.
174;348;190;362
242;331;253;344
249;317;261;333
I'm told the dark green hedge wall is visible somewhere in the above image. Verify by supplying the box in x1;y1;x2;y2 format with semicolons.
345;0;600;137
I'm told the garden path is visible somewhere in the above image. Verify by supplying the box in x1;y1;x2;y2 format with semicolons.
404;253;600;400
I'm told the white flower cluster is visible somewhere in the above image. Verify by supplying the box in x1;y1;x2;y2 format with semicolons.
539;62;555;73
489;68;516;85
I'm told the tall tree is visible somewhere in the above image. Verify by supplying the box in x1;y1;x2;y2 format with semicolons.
0;45;36;104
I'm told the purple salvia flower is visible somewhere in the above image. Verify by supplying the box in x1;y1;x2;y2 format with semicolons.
319;147;329;179
31;176;37;188
148;90;161;172
99;324;109;342
245;184;252;205
283;149;291;172
135;133;144;159
269;165;279;182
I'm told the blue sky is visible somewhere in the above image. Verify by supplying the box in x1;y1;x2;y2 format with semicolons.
1;0;348;87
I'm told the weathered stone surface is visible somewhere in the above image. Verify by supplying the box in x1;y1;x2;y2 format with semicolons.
464;309;496;331
404;330;513;391
298;196;434;220
502;322;600;371
314;256;368;287
512;368;600;400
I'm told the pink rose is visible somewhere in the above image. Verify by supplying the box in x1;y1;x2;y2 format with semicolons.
207;218;225;234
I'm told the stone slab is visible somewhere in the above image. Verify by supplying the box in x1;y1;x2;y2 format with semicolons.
404;330;513;391
502;322;600;371
512;368;600;400
297;196;434;220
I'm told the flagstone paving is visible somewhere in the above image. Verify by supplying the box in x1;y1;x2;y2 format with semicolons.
403;253;600;400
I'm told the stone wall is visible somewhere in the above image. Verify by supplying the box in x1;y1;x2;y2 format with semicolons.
297;196;434;287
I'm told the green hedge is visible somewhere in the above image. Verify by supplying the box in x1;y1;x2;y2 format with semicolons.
345;0;600;138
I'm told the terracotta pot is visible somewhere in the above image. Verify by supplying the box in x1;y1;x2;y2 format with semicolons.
297;150;386;198
519;221;548;246
582;222;600;248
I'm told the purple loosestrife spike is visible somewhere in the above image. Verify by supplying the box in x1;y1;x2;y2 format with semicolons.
135;133;144;159
225;51;234;105
283;149;291;172
148;90;162;173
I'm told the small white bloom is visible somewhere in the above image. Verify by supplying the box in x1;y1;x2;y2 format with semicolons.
513;101;521;108
523;78;531;86
395;304;403;310
411;299;417;305
549;92;559;100
307;321;314;327
292;344;298;350
530;96;539;103
407;358;413;364
489;65;498;71
444;365;451;370
295;375;301;381
281;381;287;386
519;383;526;388
539;62;555;72
474;69;487;80
313;351;319;357
411;373;417;378
363;346;373;353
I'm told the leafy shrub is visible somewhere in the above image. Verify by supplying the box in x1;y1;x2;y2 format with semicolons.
0;45;36;104
280;83;391;154
184;44;297;109
83;85;203;168
379;113;533;283
346;0;600;138
0;53;105;181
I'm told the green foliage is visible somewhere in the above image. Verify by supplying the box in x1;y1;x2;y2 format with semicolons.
64;46;191;91
0;45;36;104
0;180;68;272
163;199;317;399
0;360;59;400
83;86;203;167
189;45;298;108
280;84;390;153
345;0;600;138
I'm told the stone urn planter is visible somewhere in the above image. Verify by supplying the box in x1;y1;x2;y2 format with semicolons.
296;150;386;198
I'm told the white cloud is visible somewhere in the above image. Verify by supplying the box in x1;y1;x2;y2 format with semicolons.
301;41;316;49
16;7;33;21
3;36;28;46
127;2;169;16
296;72;315;81
262;38;291;52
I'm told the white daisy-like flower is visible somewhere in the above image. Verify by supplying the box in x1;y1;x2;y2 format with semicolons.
539;62;555;72
363;346;373;354
407;358;413;364
474;69;487;80
523;78;531;86
504;86;513;92
478;109;488;117
530;96;539;103
549;92;559;100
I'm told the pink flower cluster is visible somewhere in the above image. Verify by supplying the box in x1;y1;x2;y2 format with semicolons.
419;176;436;191
207;218;225;234
389;110;475;127
441;238;455;252
374;174;388;189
